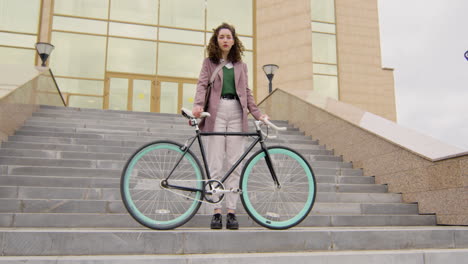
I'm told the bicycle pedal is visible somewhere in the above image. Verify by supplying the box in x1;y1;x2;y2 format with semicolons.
232;188;242;194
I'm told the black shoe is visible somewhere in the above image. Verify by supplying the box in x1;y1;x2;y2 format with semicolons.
226;213;239;230
210;213;222;229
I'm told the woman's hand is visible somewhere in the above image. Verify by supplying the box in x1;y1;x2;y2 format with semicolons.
192;105;203;118
259;114;269;122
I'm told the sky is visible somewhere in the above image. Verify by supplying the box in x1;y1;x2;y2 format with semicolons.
377;0;468;150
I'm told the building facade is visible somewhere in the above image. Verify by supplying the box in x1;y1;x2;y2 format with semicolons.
0;0;396;121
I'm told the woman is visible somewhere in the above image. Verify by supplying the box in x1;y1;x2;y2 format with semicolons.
192;23;268;230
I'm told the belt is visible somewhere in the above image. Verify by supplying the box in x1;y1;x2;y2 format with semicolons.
221;94;238;100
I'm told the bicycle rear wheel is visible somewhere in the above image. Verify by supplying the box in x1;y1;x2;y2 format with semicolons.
121;140;204;230
240;146;316;229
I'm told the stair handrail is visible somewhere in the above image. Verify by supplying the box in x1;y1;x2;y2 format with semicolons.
48;68;67;107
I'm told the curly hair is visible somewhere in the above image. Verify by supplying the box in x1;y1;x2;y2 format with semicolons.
207;23;245;64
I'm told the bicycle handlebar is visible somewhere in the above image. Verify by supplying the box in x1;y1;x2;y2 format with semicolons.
181;107;210;119
255;119;287;139
263;119;287;132
181;107;287;138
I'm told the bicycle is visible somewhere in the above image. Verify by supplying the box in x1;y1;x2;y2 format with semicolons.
120;108;317;230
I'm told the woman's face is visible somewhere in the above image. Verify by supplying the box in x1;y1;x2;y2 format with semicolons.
217;28;234;54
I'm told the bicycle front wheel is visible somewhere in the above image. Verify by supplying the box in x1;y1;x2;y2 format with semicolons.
240;146;316;229
121;140;204;230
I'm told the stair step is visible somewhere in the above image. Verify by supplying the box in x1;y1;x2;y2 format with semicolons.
0;175;384;192
0;198;418;214
1;249;467;264
1;164;362;177
0;213;436;228
23;120;301;137
0;157;353;170
31;110;291;126
0;186;397;202
0;148;343;162
7;134;316;149
0;173;373;191
0;142;335;157
1;226;466;256
15;129;314;144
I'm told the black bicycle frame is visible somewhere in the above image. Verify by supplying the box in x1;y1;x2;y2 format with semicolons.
164;126;281;193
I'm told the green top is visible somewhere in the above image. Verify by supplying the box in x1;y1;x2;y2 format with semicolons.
221;66;236;96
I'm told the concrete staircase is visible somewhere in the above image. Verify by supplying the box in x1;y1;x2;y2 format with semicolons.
0;105;467;263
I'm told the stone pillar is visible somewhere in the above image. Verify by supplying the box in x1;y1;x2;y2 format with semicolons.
335;0;397;121
255;0;314;101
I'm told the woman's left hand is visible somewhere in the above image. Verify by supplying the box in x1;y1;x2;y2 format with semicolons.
259;114;269;122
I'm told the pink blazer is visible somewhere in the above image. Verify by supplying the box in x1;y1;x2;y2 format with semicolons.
194;58;262;132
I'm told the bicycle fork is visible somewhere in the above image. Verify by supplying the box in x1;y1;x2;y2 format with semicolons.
260;141;281;189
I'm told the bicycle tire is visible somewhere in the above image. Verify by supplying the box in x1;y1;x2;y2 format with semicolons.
240;146;316;229
121;140;204;230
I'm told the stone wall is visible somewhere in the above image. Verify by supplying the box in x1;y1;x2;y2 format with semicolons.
259;89;468;225
0;65;65;144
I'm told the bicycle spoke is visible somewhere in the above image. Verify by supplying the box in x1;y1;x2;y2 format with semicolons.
121;141;204;230
241;147;316;229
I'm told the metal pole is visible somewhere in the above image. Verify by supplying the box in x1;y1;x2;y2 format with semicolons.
268;81;272;93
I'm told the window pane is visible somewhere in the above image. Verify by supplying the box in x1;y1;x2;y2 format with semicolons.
311;22;336;34
0;47;35;65
182;83;196;110
53;16;107;35
0;0;40;33
207;0;253;35
107;37;157;75
160;0;204;30
110;0;158;25
313;63;337;75
243;51;254;90
159;28;204;45
133;79;151;112
313;75;338;99
239;36;253;50
68;95;103;109
109;78;128;110
51;32;107;78
55;78;104;95
0;32;37;48
109;22;157;40
54;0;109;19
312;32;337;64
160;82;178;114
311;0;335;23
158;43;204;78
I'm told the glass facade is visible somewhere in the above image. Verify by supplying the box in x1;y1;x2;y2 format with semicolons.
0;0;41;65
311;0;339;99
1;0;343;111
0;0;253;113
49;0;254;112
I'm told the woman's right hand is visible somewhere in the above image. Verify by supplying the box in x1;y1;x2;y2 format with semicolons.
192;105;203;118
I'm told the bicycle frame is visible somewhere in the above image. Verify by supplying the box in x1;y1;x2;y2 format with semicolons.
163;121;281;194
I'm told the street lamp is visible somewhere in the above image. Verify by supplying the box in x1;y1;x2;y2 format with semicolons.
35;42;55;67
262;64;279;93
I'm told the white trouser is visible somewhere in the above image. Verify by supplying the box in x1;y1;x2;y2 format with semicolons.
205;99;245;211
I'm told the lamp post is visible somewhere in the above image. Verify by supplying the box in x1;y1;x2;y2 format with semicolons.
35;42;55;67
262;64;279;94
